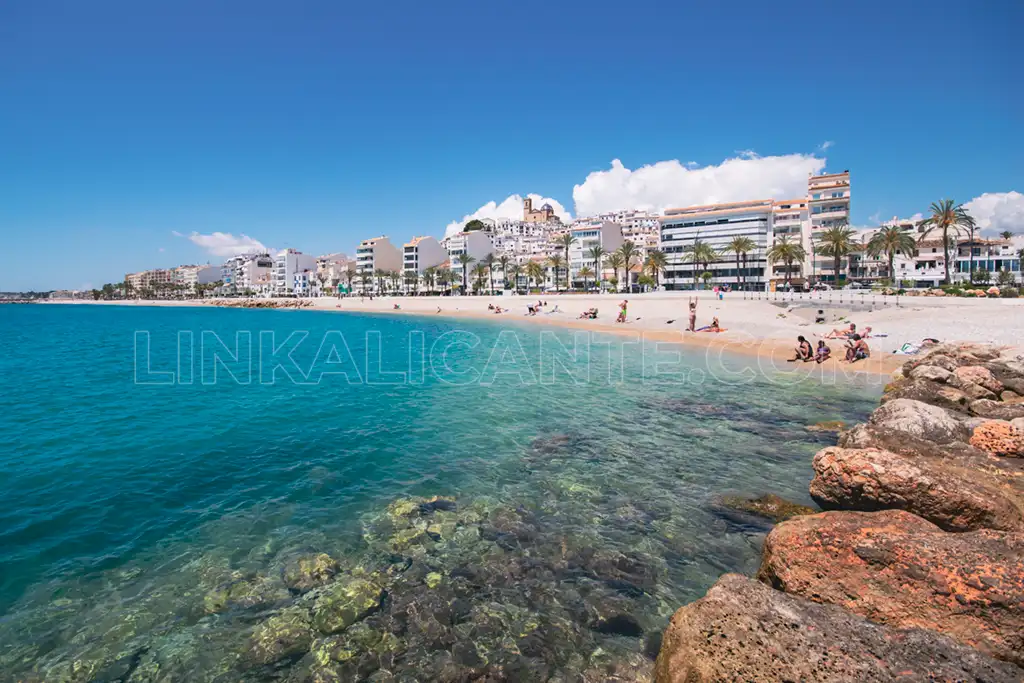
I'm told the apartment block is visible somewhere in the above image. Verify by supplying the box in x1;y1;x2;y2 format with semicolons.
355;237;402;293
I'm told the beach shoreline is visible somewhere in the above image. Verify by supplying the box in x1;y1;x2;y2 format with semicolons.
42;291;1024;378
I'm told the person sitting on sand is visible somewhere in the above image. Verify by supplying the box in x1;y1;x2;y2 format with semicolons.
709;316;720;332
527;305;537;316
815;340;831;364
393;304;401;310
814;309;826;324
826;322;856;339
578;307;597;320
487;303;495;310
844;335;870;363
436;307;441;314
789;335;813;362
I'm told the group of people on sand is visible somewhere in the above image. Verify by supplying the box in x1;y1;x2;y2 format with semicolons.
578;308;598;320
792;320;870;364
486;303;507;314
526;300;550;316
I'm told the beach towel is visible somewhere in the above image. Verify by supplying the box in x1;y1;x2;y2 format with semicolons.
894;342;921;355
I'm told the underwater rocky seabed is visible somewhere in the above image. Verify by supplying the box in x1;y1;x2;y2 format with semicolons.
0;307;882;682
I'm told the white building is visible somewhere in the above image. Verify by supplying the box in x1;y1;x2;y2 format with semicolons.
568;222;623;286
660;199;774;290
173;265;219;292
315;253;355;296
768;199;811;287
355;237;403;293
403;236;447;280
273;249;317;296
808;171;852;284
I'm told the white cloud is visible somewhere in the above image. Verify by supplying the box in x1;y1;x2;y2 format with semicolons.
572;154;827;217
444;194;572;237
819;140;834;151
180;231;268;257
964;191;1024;235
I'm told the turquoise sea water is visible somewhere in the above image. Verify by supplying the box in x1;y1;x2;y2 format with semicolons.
0;304;879;681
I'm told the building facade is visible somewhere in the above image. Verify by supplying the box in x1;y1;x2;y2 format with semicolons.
808;171;852;283
273;249;317;296
403;236;447;280
567;222;623;286
355;237;402;293
660;200;773;290
523;197;557;224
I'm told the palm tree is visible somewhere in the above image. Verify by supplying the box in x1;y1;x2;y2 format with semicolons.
606;253;624;292
344;266;356;295
917;199;974;285
555;233;577;275
867;225;915;284
456;253;475;294
359;271;372;294
547;254;566;292
644;249;668;289
469;263;486;293
587;245;606;284
685;239;717;290
507;263;521;293
578;266;594;292
498;255;511;289
815;224;856;286
404;271;419;295
998;230;1013;241
766;236;808;290
617;241;641;293
525;261;545;292
437;268;453;295
724;236;756;291
482;253;497;294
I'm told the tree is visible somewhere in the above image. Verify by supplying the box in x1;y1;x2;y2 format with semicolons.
424;266;437;295
404;271;419;294
637;274;655;290
578;266;594;292
359;271;372;294
724;236;756;290
344;266;356;295
498;255;511;289
606;253;624;292
644;249;667;289
587;245;606;285
507;263;521;293
554;233;577;285
997;268;1016;287
815;224;856;286
482;253;497;294
617;241;641;293
437;268;453;294
464;219;487;232
917;199;974;285
547;254;566;292
315;272;327;297
766;236;808;290
456;253;475;294
1000;230;1014;240
701;272;713;288
685;239;717;290
973;268;991;285
389;270;401;294
867;225;915;285
471;263;487;293
525;261;545;292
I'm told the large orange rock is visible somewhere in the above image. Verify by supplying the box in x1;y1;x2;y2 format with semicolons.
654;574;1022;682
810;446;1024;531
971;420;1024;457
758;510;1024;665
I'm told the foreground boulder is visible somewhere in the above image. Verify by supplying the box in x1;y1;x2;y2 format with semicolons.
879;378;971;413
654;573;1021;682
810;446;1024;531
841;397;985;460
758;509;1024;665
971;420;1024;457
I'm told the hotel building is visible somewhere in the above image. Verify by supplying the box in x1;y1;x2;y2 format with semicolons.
567;221;623;285
355;237;402;293
403;236;447;280
808;171;852;283
273;249;317;296
659;199;774;290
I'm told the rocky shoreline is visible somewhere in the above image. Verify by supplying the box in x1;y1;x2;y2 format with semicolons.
656;342;1024;681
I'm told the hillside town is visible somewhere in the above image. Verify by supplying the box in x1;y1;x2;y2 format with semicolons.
53;172;1024;301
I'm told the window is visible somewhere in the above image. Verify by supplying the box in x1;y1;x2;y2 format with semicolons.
813;193;821;199
831;192;843;198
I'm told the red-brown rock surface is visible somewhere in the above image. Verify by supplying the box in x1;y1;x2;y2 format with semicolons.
758;509;1024;665
955;365;1005;395
654;574;1022;682
971;420;1024;457
810;446;1024;531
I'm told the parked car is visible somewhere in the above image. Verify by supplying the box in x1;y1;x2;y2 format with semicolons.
812;283;833;291
843;281;868;290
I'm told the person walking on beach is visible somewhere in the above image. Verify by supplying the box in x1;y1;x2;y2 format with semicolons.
687;297;698;332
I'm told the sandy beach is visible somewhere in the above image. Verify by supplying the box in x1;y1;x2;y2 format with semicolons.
45;291;1024;378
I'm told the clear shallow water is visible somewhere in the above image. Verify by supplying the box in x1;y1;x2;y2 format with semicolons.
0;304;879;681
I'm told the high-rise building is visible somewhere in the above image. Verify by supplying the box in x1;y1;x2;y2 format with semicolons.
808;171;852;283
355;237;402;293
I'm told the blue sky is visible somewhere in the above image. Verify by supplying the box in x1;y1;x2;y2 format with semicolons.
1;0;1021;290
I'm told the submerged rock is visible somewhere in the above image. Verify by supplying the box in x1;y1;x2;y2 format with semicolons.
810;446;1024;531
283;553;341;593
805;420;845;433
654;573;1022;682
203;574;288;613
758;509;1024;665
715;493;816;524
247;605;313;665
311;574;386;635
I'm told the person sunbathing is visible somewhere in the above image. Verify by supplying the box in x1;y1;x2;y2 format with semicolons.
844;335;870;363
815;340;831;364
825;322;857;339
789;335;813;362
